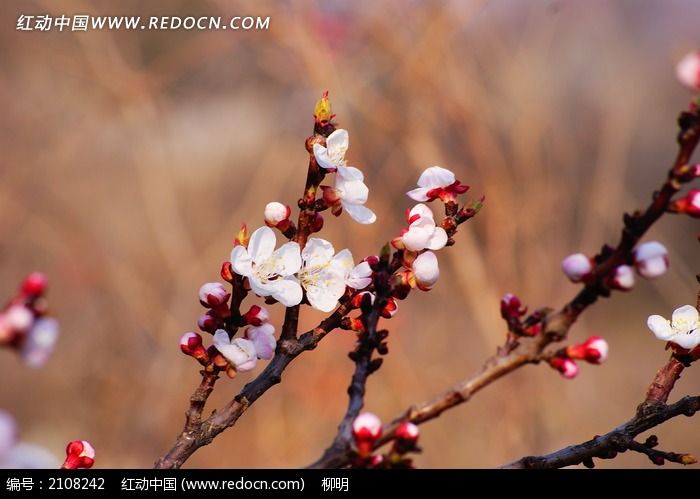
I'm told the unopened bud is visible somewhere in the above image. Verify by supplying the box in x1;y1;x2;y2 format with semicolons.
381;298;398;319
352;412;382;457
611;265;635;291
314;90;333;124
243;305;270;326
634;241;669;278
62;440;95;469
264;202;292;228
234;224;249;247
198;282;230;308
672;189;700;218
549;357;579;379
567;336;609;364
561;253;593;283
21;273;48;298
179;332;208;363
500;293;526;319
220;261;235;283
677;50;700;92
393;422;419;455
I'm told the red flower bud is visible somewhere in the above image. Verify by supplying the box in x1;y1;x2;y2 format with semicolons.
243;305;270;326
62;440;95;469
549;356;579;379
500;293;527;320
352;412;382;457
21;273;48;298
567;336;609;364
220;261;235;283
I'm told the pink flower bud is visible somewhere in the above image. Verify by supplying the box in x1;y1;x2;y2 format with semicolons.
62;440;95;469
567;336;609;364
310;213;324;233
412;251;439;290
351;291;373;309
3;305;33;333
198;282;230;308
549;357;579;379
677;50;700;92
179;332;203;355
634;241;669;278
611;265;635;291
673;188;700;218
395;422;419;443
197;311;221;333
21;273;48;298
264;202;291;227
500;293;526;319
243;305;270;326
352;412;382;457
561;253;593;282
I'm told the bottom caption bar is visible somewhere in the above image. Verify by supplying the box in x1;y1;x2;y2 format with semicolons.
0;469;690;497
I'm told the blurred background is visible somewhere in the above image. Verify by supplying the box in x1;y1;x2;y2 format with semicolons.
1;0;699;468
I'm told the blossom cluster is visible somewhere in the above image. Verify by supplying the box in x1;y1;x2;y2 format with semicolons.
0;273;59;368
351;412;419;468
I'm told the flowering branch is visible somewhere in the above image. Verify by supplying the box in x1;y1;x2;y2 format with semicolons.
504;346;700;468
310;103;700;469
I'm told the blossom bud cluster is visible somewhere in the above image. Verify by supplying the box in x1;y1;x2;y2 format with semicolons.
351;412;420;468
0;273;59;368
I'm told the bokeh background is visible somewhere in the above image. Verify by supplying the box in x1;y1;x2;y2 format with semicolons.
1;0;699;468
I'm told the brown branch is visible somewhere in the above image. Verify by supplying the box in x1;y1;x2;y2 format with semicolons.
309;108;700;469
504;353;700;468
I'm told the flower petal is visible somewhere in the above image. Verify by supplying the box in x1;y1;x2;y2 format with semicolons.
326;129;349;161
313;143;335;170
671;305;700;331
248;323;276;360
336;165;364;181
231;338;257;371
213;329;231;347
302;238;335;269
270;242;302;276
426;227;448;251
647;315;674;340
417;166;455;189
342;203;377;224
248;276;275;298
671;330;700;350
329;248;353;273
20;318;59;368
406;187;431;202
271;277;303;307
230;245;253;277
408;203;435;223
347;261;372;290
413;251;440;289
305;275;346;312
402;226;432;252
248;226;276;263
336;178;369;204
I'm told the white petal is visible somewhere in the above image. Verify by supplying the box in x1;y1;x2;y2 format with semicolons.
326;129;349;161
336;165;364;181
406;187;431;202
305;276;346;312
313;143;336;170
213;329;231;347
402;226;432;251
342;203;377;224
336;178;369;204
416;166;455;189
413;251;440;288
671;330;700;350
330;248;354;275
248;323;276;360
270;242;302;276
647;315;674;340
347;261;372;290
231;338;257;371
302;238;335;269
408;203;435;223
249;276;274;298
271;277;303;307
671;305;700;332
230;245;253;277
248;226;277;263
426;227;448;251
637;256;669;278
